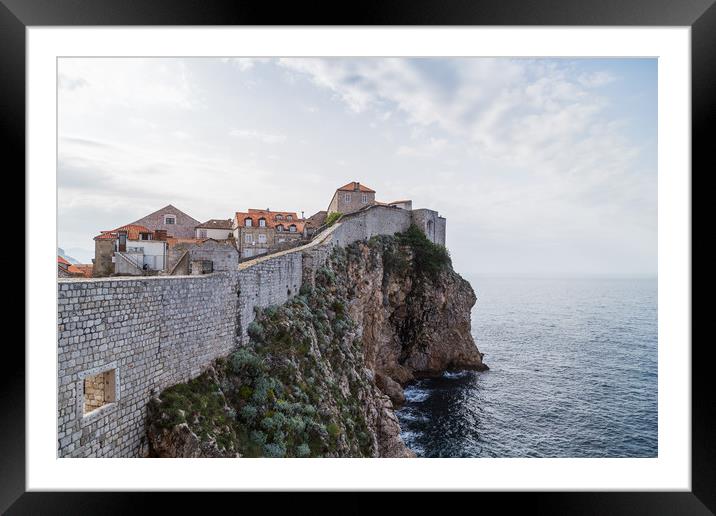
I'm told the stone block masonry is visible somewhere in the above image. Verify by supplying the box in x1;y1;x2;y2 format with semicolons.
57;273;240;457
57;204;444;457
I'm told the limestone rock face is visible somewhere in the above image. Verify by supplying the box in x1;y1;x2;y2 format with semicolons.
146;420;241;458
345;239;487;395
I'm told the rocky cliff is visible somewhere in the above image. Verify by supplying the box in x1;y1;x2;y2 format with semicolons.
146;226;486;457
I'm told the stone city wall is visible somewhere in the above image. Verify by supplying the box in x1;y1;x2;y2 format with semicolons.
57;273;240;457
57;204;439;457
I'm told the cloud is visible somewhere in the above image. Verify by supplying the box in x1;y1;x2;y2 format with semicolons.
277;58;630;180
229;128;286;144
396;137;450;158
222;57;273;71
58;74;88;91
578;71;616;88
58;58;197;113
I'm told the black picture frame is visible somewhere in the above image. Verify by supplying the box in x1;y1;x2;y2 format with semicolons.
5;0;708;513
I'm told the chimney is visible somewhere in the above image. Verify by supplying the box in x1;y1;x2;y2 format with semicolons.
354;181;360;191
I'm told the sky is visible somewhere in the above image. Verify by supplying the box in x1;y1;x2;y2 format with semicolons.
57;57;657;276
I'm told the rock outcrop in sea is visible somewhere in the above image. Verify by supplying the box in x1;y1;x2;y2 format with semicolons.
146;226;487;457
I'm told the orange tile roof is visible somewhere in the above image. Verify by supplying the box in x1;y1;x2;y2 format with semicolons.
57;256;71;266
235;210;305;232
68;264;93;278
336;181;375;193
94;224;155;241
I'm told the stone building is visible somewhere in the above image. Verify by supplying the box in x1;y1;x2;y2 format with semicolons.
195;219;233;240
92;224;169;277
327;181;376;215
232;209;305;259
57;256;89;278
131;204;200;239
166;238;240;275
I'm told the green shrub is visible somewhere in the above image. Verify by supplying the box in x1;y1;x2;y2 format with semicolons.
327;422;341;438
238;385;253;400
296;443;311;457
396;224;451;278
263;442;287;458
326;212;342;227
239;404;258;422
246;321;265;343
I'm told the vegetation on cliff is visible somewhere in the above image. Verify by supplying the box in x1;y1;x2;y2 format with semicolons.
149;245;383;457
147;228;482;457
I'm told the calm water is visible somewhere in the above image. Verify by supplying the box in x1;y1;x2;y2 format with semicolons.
396;276;658;458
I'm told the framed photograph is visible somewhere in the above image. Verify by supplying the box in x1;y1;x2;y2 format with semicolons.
8;0;708;512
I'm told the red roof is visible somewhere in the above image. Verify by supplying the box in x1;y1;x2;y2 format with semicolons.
94;224;155;241
57;256;70;266
68;264;93;278
336;181;375;193
235;209;305;232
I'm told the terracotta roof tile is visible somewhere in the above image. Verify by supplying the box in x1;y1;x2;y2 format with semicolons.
57;256;70;266
235;210;305;232
336;181;375;193
68;264;93;278
94;224;156;241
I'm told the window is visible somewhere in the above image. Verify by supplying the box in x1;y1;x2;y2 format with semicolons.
140;232;153;240
82;368;117;416
244;218;252;227
276;224;284;232
362;193;368;203
259;218;266;227
258;233;267;244
286;214;293;221
198;229;207;238
245;234;253;243
275;214;283;220
344;193;351;202
164;215;176;224
289;224;297;233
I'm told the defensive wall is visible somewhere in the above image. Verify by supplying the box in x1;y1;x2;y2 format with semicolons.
56;205;441;457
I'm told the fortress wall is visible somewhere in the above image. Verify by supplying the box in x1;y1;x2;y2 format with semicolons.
331;205;412;247
57;273;239;458
300;205;413;284
236;251;303;345
56;204;435;457
411;209;446;246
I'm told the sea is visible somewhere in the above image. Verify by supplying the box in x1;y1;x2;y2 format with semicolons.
396;276;658;458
